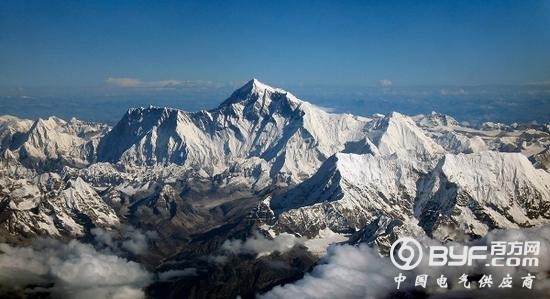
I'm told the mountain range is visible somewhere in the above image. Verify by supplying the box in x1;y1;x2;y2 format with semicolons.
0;79;549;298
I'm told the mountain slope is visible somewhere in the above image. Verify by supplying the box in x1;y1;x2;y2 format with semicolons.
265;149;550;247
0;115;33;154
0;158;118;239
269;153;421;238
416;151;550;239
97;79;372;183
6;116;109;169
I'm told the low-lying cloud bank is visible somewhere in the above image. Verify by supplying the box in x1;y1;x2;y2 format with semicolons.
0;239;151;299
92;226;158;256
105;77;225;90
261;226;550;299
200;231;304;266
0;226;159;299
0;229;302;298
221;232;304;258
4;226;549;298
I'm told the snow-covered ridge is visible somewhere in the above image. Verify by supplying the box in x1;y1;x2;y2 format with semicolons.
0;79;549;250
97;79;374;183
0;115;109;169
0;159;118;238
266;150;550;252
269;153;420;238
416;151;550;239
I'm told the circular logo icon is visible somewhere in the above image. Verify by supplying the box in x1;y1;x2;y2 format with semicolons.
390;237;423;270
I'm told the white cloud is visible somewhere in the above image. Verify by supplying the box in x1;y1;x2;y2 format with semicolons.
379;79;392;87
106;77;220;89
121;229;158;255
0;239;152;299
260;243;396;299
91;226;158;256
261;226;550;299
0;226;160;298
440;88;467;96
221;231;303;258
106;77;147;88
525;80;550;86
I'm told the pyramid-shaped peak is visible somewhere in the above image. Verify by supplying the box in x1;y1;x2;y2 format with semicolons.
388;111;406;119
219;78;301;107
31;116;67;131
238;78;280;94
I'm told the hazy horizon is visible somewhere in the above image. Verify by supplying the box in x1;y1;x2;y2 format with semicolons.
1;79;549;125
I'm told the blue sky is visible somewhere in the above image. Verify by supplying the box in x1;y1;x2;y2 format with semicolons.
1;1;549;125
1;0;550;91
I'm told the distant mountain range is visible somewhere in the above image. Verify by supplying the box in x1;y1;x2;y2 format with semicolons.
1;79;549;298
2;83;550;125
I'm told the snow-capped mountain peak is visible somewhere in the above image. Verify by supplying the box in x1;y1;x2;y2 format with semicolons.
365;112;445;161
1;79;549;252
12;116;108;169
218;78;302;109
96;79;373;182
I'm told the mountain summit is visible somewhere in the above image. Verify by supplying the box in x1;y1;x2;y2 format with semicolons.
1;79;549;250
218;78;298;107
97;79;372;182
